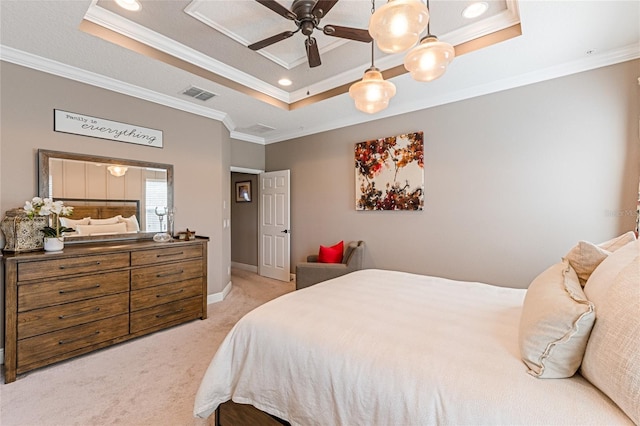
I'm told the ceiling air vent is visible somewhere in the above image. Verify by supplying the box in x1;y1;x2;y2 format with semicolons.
181;86;216;101
243;123;276;134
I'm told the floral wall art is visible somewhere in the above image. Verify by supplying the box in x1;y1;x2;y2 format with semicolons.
355;131;424;211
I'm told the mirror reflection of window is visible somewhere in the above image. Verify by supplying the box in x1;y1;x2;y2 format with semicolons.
145;172;168;232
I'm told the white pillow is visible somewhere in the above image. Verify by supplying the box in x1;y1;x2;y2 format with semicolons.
59;217;91;228
89;216;120;225
563;231;637;285
518;260;595;378
117;214;140;232
581;239;639;424
75;222;127;236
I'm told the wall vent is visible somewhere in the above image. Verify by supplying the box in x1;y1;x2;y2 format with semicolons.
181;86;216;101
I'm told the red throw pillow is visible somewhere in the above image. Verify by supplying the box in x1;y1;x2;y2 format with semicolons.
318;240;344;263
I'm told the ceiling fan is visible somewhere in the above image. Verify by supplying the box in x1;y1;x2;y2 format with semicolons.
249;0;373;68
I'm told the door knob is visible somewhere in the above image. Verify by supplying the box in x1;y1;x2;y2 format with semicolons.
281;229;290;234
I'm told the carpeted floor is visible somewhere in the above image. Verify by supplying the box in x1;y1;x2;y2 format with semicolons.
0;268;295;426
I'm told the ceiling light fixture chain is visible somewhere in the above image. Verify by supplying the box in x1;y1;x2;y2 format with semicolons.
370;0;376;69
404;0;456;82
349;0;397;114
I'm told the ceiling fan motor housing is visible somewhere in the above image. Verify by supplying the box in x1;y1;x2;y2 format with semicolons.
249;0;372;68
293;0;319;35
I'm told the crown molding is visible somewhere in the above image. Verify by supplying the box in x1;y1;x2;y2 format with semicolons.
0;45;243;134
85;2;290;103
229;131;266;144
264;42;640;144
2;39;637;146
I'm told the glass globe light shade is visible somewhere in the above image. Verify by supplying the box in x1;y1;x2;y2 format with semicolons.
368;0;429;53
349;68;397;114
108;165;128;177
404;36;455;82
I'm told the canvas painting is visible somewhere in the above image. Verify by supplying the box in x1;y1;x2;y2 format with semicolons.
355;131;424;211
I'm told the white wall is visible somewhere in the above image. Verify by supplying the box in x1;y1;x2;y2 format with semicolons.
266;60;640;289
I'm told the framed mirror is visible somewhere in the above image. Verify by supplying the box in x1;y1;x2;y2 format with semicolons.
38;149;173;242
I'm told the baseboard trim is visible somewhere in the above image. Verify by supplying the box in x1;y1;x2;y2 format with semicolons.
207;280;232;305
231;261;257;273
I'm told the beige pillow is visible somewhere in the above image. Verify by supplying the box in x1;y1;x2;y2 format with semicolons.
518;260;595;378
563;241;610;285
59;216;90;228
75;222;127;236
581;240;639;424
598;231;637;252
117;214;140;232
564;231;637;285
89;216;120;225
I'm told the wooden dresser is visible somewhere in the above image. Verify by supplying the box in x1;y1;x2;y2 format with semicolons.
2;238;208;383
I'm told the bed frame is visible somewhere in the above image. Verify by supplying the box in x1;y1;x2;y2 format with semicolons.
215;402;290;426
60;198;140;222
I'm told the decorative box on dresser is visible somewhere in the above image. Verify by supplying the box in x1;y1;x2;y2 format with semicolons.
3;237;208;383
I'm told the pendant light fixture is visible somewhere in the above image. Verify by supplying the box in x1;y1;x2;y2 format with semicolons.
108;165;128;177
368;0;430;54
350;0;397;114
403;0;455;82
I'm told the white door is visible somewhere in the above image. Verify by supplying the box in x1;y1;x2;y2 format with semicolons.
258;170;291;281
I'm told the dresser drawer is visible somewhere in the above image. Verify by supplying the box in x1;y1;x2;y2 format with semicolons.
130;296;202;334
18;292;129;339
131;245;202;267
18;253;130;281
130;278;202;312
17;314;129;368
131;259;203;290
18;271;130;312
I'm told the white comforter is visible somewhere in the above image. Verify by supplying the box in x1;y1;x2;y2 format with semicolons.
194;269;631;425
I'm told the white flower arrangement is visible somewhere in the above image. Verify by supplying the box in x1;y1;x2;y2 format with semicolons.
24;197;74;238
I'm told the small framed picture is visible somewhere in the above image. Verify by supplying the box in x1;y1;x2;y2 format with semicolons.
235;181;251;202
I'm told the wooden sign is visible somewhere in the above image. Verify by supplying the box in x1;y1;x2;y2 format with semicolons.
54;109;163;148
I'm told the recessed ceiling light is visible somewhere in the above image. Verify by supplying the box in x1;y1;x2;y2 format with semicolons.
462;2;488;19
115;0;141;12
278;78;292;87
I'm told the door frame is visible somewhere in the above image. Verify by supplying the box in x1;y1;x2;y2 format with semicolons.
230;166;263;273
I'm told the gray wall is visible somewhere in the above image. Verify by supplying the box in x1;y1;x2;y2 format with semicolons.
231;139;265;171
231;172;258;267
267;60;640;289
0;62;233;349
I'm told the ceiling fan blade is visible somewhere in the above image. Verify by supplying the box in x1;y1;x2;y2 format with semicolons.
248;31;295;51
305;37;321;68
255;0;296;20
312;0;339;18
323;25;372;43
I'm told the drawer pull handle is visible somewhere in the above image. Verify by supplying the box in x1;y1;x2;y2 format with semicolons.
59;261;101;270
59;307;101;319
156;289;184;298
59;330;100;345
156;270;184;278
155;308;184;318
156;251;184;258
59;284;101;294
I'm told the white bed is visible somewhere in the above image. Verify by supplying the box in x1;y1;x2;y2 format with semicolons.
194;237;639;425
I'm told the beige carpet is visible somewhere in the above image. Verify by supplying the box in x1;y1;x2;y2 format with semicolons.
0;268;295;426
